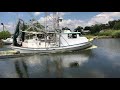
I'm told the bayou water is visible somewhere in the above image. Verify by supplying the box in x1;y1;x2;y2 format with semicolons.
0;39;120;78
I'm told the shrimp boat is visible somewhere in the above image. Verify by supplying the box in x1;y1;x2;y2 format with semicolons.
11;12;92;54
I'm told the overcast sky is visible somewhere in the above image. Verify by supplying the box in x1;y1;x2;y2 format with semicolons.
0;12;120;33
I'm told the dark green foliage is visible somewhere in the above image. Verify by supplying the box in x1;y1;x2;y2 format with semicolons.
83;19;120;34
108;20;116;29
99;24;109;30
84;26;91;30
90;24;101;34
74;26;83;32
62;27;70;30
113;22;120;30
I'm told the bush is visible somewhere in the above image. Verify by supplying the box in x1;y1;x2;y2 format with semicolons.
98;30;113;36
111;30;120;38
0;31;11;39
113;22;120;30
98;30;120;38
90;24;101;34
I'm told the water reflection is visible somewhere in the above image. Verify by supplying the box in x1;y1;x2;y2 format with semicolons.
14;60;29;78
12;50;91;78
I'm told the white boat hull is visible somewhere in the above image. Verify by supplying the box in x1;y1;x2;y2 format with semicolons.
2;38;13;45
11;42;92;54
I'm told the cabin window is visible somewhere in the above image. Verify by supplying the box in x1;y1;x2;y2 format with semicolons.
79;33;82;37
68;34;77;38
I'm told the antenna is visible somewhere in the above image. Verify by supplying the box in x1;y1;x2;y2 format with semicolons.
57;12;60;30
44;12;48;32
53;12;57;29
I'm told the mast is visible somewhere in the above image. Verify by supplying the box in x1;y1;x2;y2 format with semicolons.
53;12;57;46
53;12;61;47
45;12;47;48
56;12;61;47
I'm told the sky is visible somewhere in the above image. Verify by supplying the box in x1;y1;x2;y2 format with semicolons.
0;12;120;33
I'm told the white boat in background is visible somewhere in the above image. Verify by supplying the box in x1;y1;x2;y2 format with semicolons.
11;12;92;54
2;37;13;45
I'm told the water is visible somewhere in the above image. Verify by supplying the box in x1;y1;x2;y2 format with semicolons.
0;39;120;78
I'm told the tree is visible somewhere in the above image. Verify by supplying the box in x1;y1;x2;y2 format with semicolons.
90;24;101;34
99;24;109;30
74;26;83;32
108;20;117;29
62;27;70;30
84;26;91;30
0;30;11;39
113;21;120;30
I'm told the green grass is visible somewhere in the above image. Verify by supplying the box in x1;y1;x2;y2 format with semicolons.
98;30;120;38
83;30;120;39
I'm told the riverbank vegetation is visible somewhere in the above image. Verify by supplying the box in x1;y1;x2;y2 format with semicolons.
0;30;11;47
97;30;120;38
74;19;120;38
83;30;120;39
0;31;11;40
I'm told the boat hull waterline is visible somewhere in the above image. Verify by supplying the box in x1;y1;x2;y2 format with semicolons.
11;42;92;54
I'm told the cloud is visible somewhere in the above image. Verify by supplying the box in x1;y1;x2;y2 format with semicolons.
37;12;85;30
37;13;67;30
60;12;120;29
0;22;15;33
60;19;85;30
34;12;41;16
87;12;120;26
3;12;120;33
58;12;66;17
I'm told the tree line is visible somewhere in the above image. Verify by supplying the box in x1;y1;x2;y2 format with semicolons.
62;19;120;35
1;19;120;39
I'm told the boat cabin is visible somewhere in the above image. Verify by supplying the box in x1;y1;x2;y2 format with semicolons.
60;31;88;46
15;30;88;48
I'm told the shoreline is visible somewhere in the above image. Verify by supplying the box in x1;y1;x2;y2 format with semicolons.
84;35;120;40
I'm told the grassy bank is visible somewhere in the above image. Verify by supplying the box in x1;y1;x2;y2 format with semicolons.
84;30;120;39
98;30;120;38
85;35;113;39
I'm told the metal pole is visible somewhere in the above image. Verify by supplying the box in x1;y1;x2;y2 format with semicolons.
1;23;4;39
57;12;61;47
53;12;58;46
45;12;47;48
1;23;4;31
3;24;4;31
